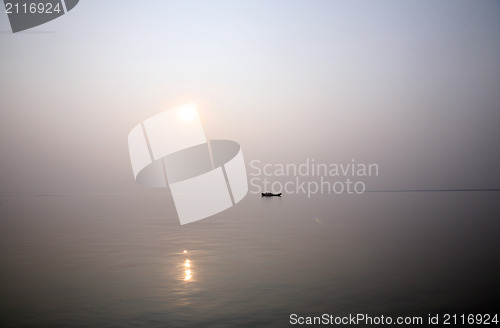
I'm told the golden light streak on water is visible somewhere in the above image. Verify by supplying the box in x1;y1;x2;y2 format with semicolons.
183;251;192;281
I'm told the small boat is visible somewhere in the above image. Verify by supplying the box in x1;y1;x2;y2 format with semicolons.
261;192;282;197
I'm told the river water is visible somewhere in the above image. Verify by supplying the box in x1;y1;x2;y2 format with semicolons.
1;192;499;327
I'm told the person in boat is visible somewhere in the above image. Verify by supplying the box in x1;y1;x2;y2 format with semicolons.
261;192;282;197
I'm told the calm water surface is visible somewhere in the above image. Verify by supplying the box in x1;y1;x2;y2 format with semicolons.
1;192;499;327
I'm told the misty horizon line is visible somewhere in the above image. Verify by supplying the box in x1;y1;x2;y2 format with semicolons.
1;188;500;197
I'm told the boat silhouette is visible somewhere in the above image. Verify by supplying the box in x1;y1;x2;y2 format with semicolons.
261;192;282;197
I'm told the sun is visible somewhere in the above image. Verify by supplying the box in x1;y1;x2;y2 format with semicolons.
179;105;197;121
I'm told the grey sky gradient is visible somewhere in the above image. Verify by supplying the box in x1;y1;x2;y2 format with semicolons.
1;0;499;195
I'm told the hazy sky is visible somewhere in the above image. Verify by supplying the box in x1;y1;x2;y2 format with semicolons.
1;0;499;195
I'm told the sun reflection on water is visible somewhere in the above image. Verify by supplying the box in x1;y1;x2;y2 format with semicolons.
183;251;192;281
